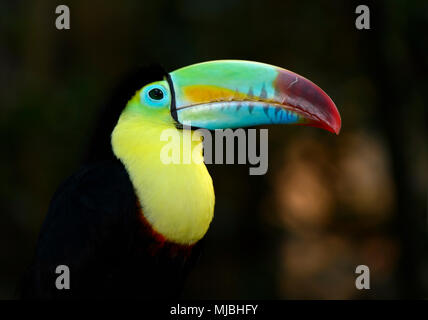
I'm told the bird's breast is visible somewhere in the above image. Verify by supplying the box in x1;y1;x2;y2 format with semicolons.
135;200;196;259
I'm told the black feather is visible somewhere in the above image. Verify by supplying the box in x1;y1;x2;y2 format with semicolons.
22;160;202;299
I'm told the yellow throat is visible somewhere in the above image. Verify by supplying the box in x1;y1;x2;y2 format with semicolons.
111;105;215;245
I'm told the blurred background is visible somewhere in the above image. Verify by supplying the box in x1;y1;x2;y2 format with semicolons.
1;0;427;299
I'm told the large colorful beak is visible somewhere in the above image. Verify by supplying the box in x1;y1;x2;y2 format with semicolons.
168;60;341;134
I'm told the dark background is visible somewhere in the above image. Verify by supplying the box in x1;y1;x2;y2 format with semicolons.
1;0;427;299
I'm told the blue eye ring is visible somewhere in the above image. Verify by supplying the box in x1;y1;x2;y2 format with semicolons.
141;84;169;107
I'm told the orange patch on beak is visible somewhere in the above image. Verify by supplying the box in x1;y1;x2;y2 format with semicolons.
182;85;247;104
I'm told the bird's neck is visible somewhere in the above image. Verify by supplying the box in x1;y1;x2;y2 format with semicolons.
111;113;215;245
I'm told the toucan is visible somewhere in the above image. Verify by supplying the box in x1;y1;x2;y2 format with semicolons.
22;60;341;299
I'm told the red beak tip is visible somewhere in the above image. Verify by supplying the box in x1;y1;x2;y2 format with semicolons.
333;122;341;135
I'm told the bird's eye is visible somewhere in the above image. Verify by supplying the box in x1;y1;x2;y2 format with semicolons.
148;88;164;100
141;83;169;107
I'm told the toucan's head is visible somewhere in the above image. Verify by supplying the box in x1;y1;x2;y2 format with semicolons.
122;60;340;134
111;60;341;245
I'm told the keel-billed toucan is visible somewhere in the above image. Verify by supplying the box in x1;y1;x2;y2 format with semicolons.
23;60;341;299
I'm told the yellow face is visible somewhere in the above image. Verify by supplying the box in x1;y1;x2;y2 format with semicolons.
123;80;175;127
111;82;215;245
